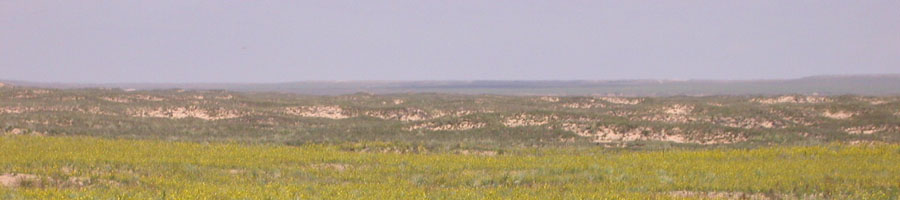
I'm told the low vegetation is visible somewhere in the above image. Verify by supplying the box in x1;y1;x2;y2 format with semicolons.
1;136;899;199
3;85;900;199
2;86;899;149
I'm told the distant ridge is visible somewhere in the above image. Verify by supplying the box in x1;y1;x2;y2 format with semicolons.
3;74;900;96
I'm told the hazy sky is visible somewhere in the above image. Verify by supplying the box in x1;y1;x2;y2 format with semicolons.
2;1;899;83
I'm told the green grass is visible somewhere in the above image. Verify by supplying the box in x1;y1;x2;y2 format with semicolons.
2;136;899;199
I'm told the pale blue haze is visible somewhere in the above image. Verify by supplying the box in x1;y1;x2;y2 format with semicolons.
1;1;899;83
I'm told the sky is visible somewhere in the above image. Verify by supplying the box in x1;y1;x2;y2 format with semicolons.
1;1;899;83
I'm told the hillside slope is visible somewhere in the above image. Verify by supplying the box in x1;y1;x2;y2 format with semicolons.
2;86;899;148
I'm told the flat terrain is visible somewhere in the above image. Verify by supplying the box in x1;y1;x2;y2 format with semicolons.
2;136;899;199
2;85;900;199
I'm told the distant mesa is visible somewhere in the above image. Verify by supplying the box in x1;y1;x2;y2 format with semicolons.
3;74;900;96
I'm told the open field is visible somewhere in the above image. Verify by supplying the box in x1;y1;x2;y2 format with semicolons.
2;136;899;199
3;85;900;199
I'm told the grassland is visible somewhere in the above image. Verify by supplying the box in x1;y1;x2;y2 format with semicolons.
2;85;900;199
2;136;899;199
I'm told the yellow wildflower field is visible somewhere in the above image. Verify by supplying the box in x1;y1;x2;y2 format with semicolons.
1;136;898;199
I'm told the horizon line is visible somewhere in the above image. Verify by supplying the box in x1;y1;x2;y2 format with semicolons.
2;73;900;86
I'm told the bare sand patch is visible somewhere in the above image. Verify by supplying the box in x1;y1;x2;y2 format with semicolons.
639;104;698;123
718;117;777;129
0;173;39;188
12;89;52;98
753;96;830;104
101;97;132;103
130;106;242;120
596;97;643;105
663;104;694;115
869;100;888;105
408;120;486;131
430;109;480;118
59;96;85;101
822;111;856;119
639;114;697;123
856;97;891;105
0;173;101;188
3;128;46;136
847;140;887;146
31;89;51;94
0;106;31;114
100;95;165;103
561;123;745;144
366;108;431;121
285;105;351;119
135;95;165;101
844;126;889;135
538;96;559;102
503;114;554;127
0;106;115;116
562;102;605;109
